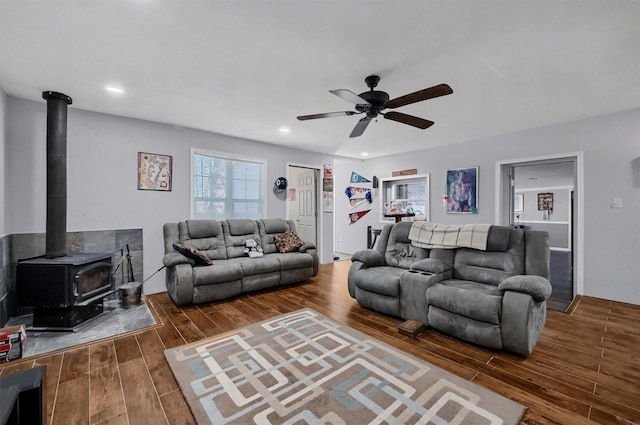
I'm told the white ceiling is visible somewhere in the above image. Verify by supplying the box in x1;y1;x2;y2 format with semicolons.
1;1;639;159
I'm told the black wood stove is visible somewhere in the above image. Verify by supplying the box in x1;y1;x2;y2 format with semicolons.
15;91;114;329
17;253;113;328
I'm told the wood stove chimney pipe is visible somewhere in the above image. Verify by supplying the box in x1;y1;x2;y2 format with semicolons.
42;91;72;259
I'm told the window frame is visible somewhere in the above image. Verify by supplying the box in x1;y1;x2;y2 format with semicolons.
190;147;267;220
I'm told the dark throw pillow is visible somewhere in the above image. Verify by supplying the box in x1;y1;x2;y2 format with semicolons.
273;231;304;253
173;243;212;266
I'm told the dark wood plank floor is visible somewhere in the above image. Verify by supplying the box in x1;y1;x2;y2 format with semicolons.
2;260;639;424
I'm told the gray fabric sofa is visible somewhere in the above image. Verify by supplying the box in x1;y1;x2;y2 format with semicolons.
162;218;318;305
348;221;552;356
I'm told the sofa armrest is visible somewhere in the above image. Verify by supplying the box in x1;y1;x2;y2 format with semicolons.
498;275;552;302
501;291;547;356
351;249;386;267
299;242;316;252
410;258;452;274
165;263;194;305
163;252;195;267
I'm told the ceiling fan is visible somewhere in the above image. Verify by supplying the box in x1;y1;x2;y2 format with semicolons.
297;75;452;138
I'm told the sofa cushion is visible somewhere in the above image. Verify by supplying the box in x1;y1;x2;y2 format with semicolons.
178;220;228;260
385;221;429;269
524;230;551;278
274;231;304;253
410;258;451;274
186;219;221;239
192;262;243;286
426;281;503;324
258;219;295;254
226;219;258;236
281;267;314;285
486;226;512;252
354;266;404;297
428;306;503;350
261;218;290;234
453;230;525;285
438;279;502;296
223;219;261;258
172;243;212;266
227;256;281;276
271;252;314;270
356;288;400;318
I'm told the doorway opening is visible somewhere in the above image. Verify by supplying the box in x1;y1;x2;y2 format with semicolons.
286;164;320;253
496;153;583;310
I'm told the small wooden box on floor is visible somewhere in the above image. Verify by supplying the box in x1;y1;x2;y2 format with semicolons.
398;320;425;338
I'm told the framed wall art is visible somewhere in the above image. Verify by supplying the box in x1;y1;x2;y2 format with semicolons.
537;192;553;211
514;194;524;212
137;152;172;191
445;166;478;214
323;192;333;213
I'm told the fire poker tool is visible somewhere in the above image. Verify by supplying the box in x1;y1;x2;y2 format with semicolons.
111;248;126;285
126;244;135;282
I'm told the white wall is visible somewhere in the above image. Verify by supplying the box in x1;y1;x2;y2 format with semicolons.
335;108;640;305
515;188;570;223
6;94;640;304
0;89;6;236
333;158;378;254
5;96;339;294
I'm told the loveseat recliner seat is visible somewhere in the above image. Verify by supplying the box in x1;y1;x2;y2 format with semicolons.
348;221;552;356
163;218;318;306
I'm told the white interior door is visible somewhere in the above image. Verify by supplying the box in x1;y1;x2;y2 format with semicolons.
291;168;317;245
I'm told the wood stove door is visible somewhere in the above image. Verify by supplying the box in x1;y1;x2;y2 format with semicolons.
74;262;113;304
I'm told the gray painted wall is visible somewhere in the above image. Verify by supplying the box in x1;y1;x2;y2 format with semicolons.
0;91;7;325
5;92;639;305
0;89;6;236
5;96;338;294
334;108;640;305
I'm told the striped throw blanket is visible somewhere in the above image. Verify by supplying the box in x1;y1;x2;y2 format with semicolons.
408;222;491;250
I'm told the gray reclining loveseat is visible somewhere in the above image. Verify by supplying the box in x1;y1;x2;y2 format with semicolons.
163;218;318;306
348;222;552;356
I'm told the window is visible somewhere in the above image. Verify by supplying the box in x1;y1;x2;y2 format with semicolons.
191;148;266;220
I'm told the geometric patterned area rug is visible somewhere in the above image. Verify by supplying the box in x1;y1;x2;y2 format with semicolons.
164;308;526;425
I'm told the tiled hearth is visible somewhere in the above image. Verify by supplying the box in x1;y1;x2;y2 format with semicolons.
6;296;156;357
0;228;143;327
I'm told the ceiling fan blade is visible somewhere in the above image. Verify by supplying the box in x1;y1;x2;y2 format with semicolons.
330;89;371;106
384;111;434;129
349;117;371;138
297;111;357;121
385;83;453;109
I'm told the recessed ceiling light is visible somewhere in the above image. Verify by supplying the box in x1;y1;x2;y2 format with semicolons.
106;86;124;94
279;127;290;133
361;152;369;157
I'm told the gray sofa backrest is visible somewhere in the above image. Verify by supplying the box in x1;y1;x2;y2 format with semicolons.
177;219;228;260
452;226;549;286
385;221;429;269
524;230;551;279
222;219;261;258
258;218;297;254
